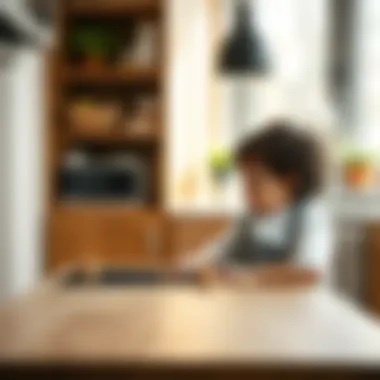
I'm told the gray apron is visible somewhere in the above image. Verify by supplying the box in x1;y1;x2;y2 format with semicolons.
220;205;302;267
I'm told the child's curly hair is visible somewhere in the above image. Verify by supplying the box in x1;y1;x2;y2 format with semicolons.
235;120;325;200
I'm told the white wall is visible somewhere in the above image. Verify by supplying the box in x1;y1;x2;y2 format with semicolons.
351;0;380;147
7;50;44;298
222;0;334;136
0;60;13;301
167;0;212;210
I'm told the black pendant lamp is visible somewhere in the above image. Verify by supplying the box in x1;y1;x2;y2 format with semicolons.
0;0;55;48
0;13;31;46
220;0;269;76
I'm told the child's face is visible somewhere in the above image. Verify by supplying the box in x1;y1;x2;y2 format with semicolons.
239;161;296;215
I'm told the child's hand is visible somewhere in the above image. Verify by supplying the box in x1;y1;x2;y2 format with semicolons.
199;267;260;289
220;268;260;289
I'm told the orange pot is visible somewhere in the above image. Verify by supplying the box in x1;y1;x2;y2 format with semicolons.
344;164;376;190
83;56;106;71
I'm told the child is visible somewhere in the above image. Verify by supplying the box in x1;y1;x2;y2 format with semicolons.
181;120;333;287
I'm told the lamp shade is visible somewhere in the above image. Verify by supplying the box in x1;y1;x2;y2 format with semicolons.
0;0;55;48
0;13;31;46
220;0;269;75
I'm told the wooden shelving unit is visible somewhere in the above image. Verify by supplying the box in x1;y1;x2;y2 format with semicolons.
46;0;167;271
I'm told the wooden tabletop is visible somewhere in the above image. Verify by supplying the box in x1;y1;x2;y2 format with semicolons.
1;284;380;367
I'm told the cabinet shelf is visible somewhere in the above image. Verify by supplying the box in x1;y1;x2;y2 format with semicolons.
55;202;155;212
63;66;160;86
68;0;162;15
68;130;160;145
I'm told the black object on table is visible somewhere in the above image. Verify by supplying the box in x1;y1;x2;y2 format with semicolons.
61;267;200;288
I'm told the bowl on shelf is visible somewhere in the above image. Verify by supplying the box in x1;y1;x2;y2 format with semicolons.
68;99;123;136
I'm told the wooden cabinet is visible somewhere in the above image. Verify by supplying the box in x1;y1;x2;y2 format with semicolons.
367;224;380;316
46;0;167;272
49;206;164;270
169;216;231;261
49;211;230;271
338;222;380;318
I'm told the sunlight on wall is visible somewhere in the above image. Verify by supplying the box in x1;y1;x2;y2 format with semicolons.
167;0;212;210
167;0;333;212
351;0;380;148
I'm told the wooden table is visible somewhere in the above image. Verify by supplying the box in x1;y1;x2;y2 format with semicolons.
1;284;380;377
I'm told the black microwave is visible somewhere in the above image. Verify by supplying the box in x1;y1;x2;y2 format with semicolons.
59;151;148;203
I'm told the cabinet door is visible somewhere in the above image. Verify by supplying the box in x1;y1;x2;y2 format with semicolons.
368;224;380;316
170;216;231;261
49;208;100;270
49;207;163;271
100;210;163;266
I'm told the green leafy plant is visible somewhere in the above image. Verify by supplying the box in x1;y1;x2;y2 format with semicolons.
336;142;378;190
70;27;116;61
342;148;377;168
208;147;234;182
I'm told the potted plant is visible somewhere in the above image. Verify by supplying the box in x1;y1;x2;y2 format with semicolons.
208;147;234;184
70;27;116;69
343;150;377;191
